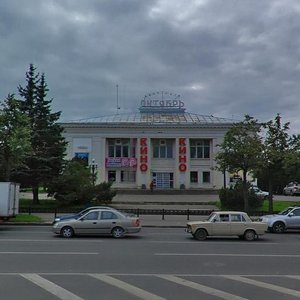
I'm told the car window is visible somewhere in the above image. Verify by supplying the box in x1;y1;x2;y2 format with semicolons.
208;213;219;222
279;207;294;215
101;211;118;220
291;208;300;216
230;214;242;222
219;214;229;222
83;211;99;220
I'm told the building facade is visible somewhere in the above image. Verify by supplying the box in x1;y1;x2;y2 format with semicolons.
61;96;236;190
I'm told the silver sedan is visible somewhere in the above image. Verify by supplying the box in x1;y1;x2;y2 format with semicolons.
53;208;141;238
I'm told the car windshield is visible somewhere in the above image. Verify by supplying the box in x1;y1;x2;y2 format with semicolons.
278;207;294;215
208;213;217;222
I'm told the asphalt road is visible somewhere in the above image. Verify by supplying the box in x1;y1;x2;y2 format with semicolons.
0;226;300;300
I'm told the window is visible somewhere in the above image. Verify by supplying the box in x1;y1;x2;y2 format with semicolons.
190;139;210;159
101;211;118;220
108;170;116;182
108;139;130;158
153;139;173;158
83;211;99;221
231;214;242;222
121;171;136;182
74;152;89;165
203;171;211;183
220;214;229;222
190;171;198;183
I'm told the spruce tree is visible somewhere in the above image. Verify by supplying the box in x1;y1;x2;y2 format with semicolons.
17;64;67;204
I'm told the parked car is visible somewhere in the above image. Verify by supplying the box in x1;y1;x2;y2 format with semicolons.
53;207;141;238
249;186;269;199
283;182;300;196
186;211;267;241
53;206;117;224
259;206;300;233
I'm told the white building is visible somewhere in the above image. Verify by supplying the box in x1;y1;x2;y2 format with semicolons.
61;95;236;191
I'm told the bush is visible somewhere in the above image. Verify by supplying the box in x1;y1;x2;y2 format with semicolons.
219;182;263;211
93;182;116;204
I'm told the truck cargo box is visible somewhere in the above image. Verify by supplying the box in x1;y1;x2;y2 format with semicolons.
0;182;19;219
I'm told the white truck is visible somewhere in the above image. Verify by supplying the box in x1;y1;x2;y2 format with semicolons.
0;182;19;220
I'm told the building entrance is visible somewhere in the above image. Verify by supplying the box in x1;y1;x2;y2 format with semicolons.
153;172;173;189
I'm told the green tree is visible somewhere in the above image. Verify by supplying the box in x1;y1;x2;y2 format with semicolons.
0;94;31;181
48;160;94;206
215;115;263;212
257;114;300;212
16;64;67;204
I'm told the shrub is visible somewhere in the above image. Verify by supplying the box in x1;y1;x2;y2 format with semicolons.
219;182;263;211
93;182;116;204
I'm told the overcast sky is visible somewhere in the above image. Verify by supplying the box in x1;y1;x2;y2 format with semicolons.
1;0;300;132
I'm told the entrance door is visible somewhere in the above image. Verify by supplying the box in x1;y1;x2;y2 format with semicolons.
155;173;173;189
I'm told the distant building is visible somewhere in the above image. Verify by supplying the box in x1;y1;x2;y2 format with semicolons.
61;93;236;190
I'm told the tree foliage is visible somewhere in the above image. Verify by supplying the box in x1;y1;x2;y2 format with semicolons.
215;115;263;212
0;94;31;181
14;64;67;204
256;114;300;212
48;160;116;206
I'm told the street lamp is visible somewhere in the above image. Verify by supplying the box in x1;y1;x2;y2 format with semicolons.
89;158;98;186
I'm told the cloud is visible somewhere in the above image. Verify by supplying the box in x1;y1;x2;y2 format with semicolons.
0;0;300;133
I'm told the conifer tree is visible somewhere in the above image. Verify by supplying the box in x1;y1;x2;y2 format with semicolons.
16;64;67;204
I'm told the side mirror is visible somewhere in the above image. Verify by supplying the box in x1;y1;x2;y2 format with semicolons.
289;213;294;217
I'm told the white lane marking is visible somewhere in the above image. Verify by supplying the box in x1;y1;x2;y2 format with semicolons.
223;275;300;298
90;274;166;300
0;251;98;255
287;275;300;280
0;239;103;243
150;241;278;245
155;253;300;257
157;275;248;300
21;273;84;300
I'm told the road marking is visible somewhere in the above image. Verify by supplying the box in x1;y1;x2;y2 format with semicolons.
90;274;166;300
155;253;300;257
287;275;300;280
0;251;98;255
223;275;300;298
157;275;248;300
150;241;278;245
20;273;84;300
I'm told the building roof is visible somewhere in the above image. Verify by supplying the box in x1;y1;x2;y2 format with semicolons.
63;112;237;126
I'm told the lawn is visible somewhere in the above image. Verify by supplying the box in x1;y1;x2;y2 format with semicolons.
11;214;42;223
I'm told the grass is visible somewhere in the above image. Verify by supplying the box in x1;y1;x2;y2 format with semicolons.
261;200;300;212
10;214;42;223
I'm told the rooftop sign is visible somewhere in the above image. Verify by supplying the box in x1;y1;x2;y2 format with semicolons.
139;91;185;113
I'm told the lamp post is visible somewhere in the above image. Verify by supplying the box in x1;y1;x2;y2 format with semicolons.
90;158;98;186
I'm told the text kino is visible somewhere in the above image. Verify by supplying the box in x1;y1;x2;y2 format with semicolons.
140;138;148;172
178;138;187;172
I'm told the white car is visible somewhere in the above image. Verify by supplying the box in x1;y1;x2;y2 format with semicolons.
186;211;267;241
260;206;300;233
283;182;300;196
250;186;269;199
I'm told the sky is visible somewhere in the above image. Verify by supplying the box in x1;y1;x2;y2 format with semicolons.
1;0;300;133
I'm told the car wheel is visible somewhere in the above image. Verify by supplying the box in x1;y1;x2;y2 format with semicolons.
111;227;125;238
61;226;74;238
194;229;207;241
244;230;256;241
272;221;286;233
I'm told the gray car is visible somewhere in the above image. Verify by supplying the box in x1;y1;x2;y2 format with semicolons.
53;207;141;238
259;206;300;233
